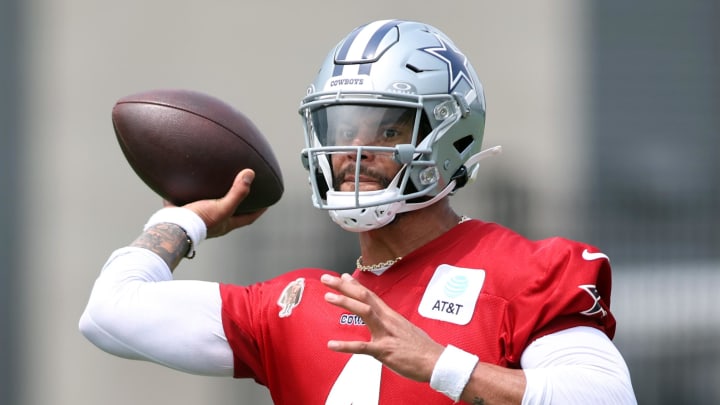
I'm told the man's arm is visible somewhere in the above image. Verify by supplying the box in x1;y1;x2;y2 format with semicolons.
517;326;637;405
79;169;264;375
320;273;637;405
78;246;234;375
132;222;191;271
456;326;637;405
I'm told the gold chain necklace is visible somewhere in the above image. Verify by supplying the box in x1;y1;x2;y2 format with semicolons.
356;216;471;272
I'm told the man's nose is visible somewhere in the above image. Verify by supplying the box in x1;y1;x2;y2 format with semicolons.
347;129;376;161
346;146;372;162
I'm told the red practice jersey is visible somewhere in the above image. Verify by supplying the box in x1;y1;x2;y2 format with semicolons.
220;220;616;404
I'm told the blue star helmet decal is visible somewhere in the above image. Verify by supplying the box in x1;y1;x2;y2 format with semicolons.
421;34;474;94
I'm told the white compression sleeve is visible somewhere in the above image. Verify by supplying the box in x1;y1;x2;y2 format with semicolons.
79;247;234;376
521;326;637;405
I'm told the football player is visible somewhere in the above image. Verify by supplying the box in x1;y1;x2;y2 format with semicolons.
80;20;637;404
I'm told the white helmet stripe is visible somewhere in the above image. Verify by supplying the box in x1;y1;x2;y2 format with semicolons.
333;19;399;76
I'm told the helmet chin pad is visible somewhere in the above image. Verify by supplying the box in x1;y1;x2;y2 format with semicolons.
326;189;403;232
329;207;397;232
325;172;462;231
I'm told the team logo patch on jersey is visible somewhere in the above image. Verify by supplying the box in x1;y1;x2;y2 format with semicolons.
418;264;485;325
278;278;305;318
578;284;607;318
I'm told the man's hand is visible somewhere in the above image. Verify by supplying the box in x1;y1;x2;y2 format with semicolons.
320;273;445;382
181;169;267;238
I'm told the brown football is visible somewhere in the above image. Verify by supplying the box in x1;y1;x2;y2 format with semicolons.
112;89;283;215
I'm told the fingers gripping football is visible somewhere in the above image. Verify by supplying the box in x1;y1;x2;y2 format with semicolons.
184;169;267;238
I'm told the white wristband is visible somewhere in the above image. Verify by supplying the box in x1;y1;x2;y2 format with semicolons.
429;344;479;402
143;207;207;258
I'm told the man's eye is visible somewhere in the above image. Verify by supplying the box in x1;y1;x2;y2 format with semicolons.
383;128;399;138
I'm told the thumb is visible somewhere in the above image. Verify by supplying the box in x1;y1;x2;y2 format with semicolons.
186;169;254;227
222;169;255;213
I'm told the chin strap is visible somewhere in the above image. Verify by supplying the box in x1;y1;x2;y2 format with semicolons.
464;145;503;184
398;179;457;213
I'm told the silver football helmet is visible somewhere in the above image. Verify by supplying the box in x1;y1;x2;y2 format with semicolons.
299;19;499;232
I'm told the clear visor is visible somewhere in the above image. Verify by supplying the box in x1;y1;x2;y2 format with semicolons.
309;105;420;148
300;103;440;210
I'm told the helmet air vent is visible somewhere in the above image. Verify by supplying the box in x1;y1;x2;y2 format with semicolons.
406;63;423;73
453;135;474;154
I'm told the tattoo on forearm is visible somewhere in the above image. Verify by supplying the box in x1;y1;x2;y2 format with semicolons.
471;398;485;405
130;223;189;270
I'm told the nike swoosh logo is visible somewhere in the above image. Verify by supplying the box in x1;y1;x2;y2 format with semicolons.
582;249;609;262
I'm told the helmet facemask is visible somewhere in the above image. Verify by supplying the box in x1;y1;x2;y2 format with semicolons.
301;94;466;232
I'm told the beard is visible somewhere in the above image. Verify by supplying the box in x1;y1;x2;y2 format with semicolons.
333;164;393;191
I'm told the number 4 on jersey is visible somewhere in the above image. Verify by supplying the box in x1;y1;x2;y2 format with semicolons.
325;354;382;404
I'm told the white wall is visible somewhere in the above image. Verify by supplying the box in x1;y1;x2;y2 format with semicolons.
18;1;586;404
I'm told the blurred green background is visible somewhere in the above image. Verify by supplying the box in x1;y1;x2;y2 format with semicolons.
1;1;717;404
